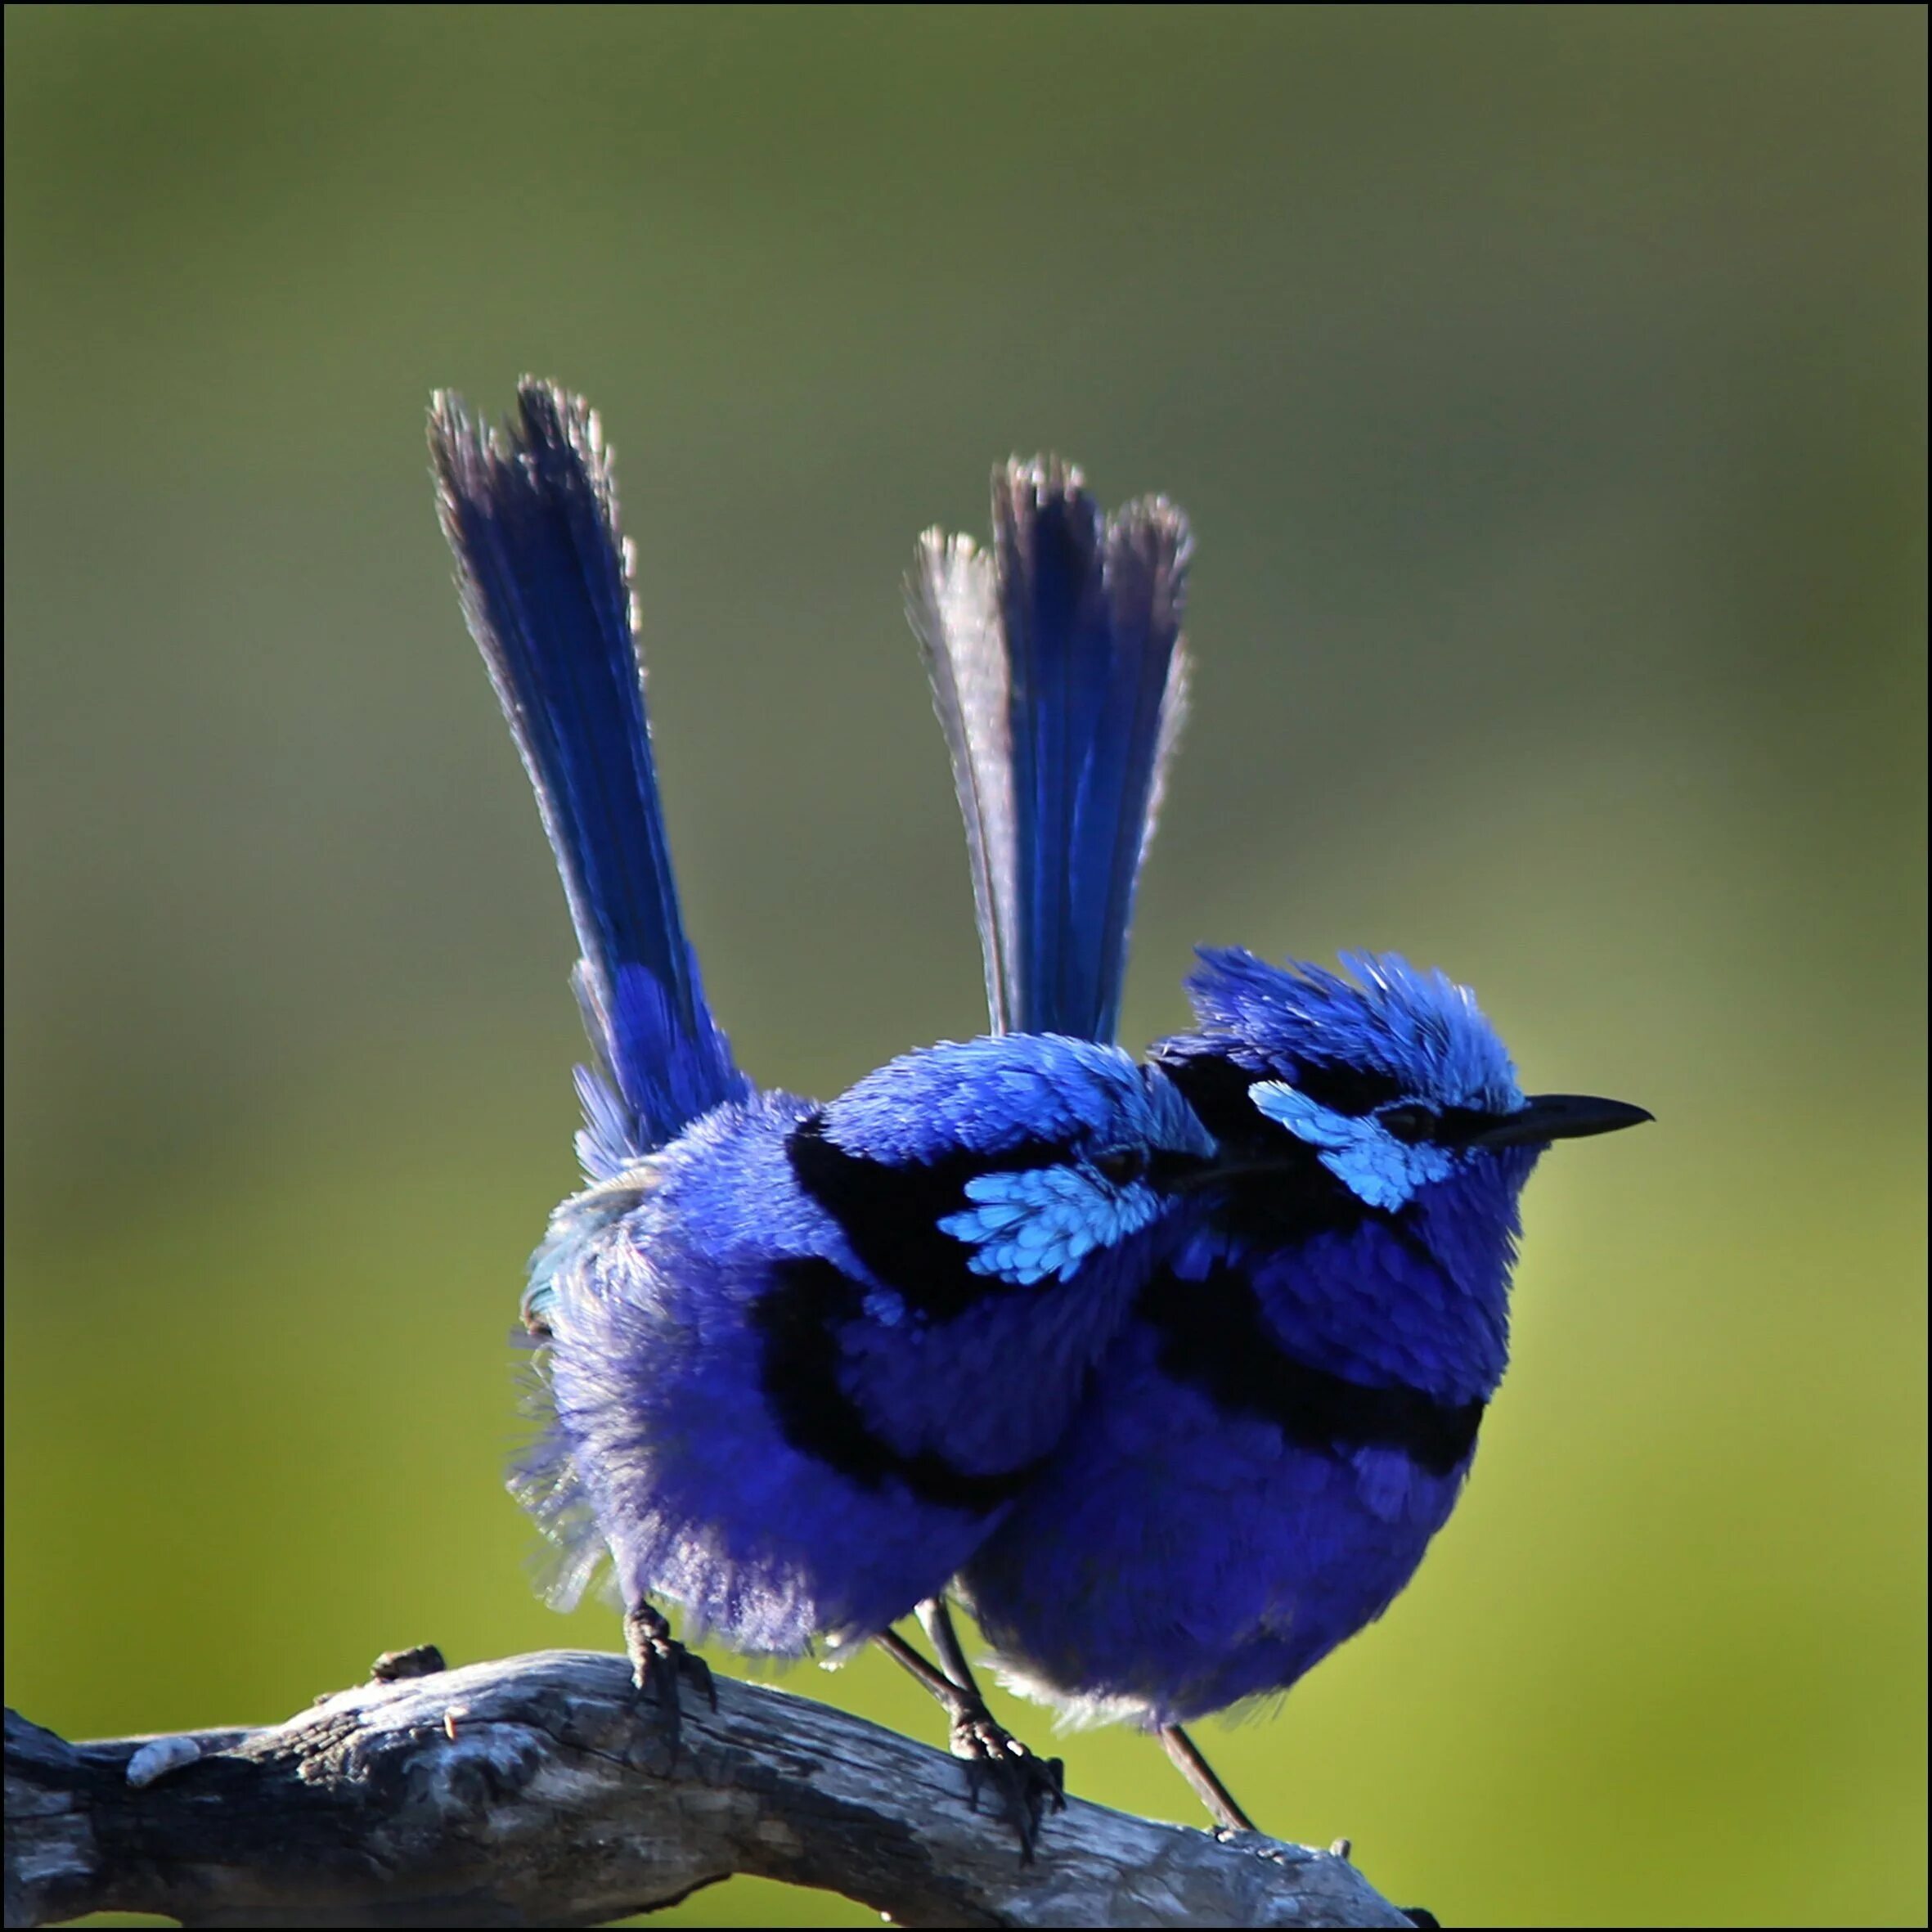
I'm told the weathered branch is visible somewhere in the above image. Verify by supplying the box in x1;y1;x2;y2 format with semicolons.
5;1646;1413;1928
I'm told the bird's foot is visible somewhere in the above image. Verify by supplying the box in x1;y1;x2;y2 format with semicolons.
870;1618;1064;1858
623;1602;717;1757
950;1707;1066;1862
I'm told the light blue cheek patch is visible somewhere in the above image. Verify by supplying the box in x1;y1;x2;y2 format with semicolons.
1249;1081;1456;1211
937;1165;1164;1287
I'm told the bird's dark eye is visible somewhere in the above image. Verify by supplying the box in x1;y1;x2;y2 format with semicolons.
1093;1147;1147;1185
1378;1103;1439;1144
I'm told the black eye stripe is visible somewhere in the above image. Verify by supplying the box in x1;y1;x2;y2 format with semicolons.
1158;1052;1401;1140
1161;1049;1512;1152
1284;1062;1404;1117
1374;1101;1513;1147
1377;1103;1438;1143
1145;1147;1208;1191
1421;1104;1505;1147
1092;1146;1147;1185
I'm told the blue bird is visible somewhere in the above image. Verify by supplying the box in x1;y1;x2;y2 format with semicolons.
915;480;1652;1831
427;383;1208;1839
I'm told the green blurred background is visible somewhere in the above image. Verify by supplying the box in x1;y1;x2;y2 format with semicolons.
5;7;1925;1925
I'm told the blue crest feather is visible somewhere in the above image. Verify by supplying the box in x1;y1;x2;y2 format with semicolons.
1166;946;1522;1112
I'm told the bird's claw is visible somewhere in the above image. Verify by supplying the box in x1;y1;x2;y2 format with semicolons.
623;1603;716;1758
950;1710;1066;1861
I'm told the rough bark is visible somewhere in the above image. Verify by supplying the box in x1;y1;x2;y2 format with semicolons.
4;1646;1413;1928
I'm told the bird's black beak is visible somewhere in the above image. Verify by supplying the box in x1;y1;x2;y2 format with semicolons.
1470;1093;1654;1149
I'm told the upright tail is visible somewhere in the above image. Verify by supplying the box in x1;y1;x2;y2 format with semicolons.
429;380;751;1175
911;459;1192;1043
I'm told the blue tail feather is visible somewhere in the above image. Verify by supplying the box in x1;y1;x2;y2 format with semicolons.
429;380;749;1171
912;459;1191;1043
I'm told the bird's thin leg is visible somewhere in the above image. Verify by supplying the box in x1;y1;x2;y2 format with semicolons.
1161;1723;1257;1833
623;1600;717;1758
916;1597;989;1699
874;1626;964;1702
873;1610;1066;1859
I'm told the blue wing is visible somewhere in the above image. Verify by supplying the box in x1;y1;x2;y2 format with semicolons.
430;380;751;1173
912;460;1191;1042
